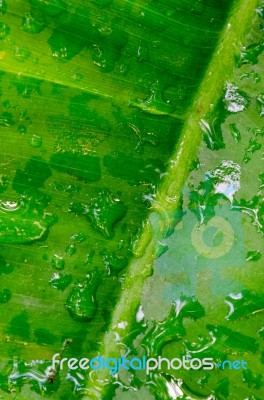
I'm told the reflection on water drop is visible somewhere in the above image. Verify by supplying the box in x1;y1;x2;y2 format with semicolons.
237;42;264;67
17;124;27;134
29;134;42;147
0;174;8;193
0;0;7;15
224;82;250;113
199;118;224;150
225;290;264;320
21;12;45;33
256;92;264;117
65;274;99;321
229;123;241;143
51;254;65;270
207;160;241;201
0;288;11;303
87;189;127;239
0;112;15;127
246;250;261;262
49;272;72;290
0;22;10;40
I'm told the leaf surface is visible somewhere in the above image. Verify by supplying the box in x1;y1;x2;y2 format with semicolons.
0;0;263;399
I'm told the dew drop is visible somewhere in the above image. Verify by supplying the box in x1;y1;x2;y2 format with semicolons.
224;82;250;113
65;274;99;321
229;123;241;143
256;92;264;117
17;124;27;134
208;160;241;201
102;250;128;273
0;288;11;303
199;118;225;150
49;272;72;290
0;174;8;193
0;0;7;15
0;22;10;40
237;42;264;67
30;134;42;147
0;112;15;127
21;12;45;33
246;250;261;262
51;254;65;270
66;244;76;256
87;189;127;239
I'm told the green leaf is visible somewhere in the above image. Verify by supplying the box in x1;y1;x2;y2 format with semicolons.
0;0;263;399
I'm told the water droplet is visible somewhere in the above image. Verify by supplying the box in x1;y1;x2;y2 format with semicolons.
207;160;241;201
49;272;72;290
0;174;8;193
2;99;10;108
225;291;264;320
0;112;15;127
142;300;205;356
51;254;65;270
131;80;174;115
0;22;10;40
243;138;262;164
233;196;263;233
65;274;99;321
0;288;11;303
71;72;83;81
0;255;13;274
237;42;264;67
1;357;59;394
246;250;261;262
21;12;45;33
71;232;87;243
119;63;128;75
30;134;42;147
229;123;241;143
199;118;225;150
0;0;7;15
84;250;95;265
65;244;76;256
240;71;261;83
87;189;127;239
224;82;250;113
256;92;264;117
102;250;128;273
17;124;27;134
136;41;149;62
0;195;54;244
